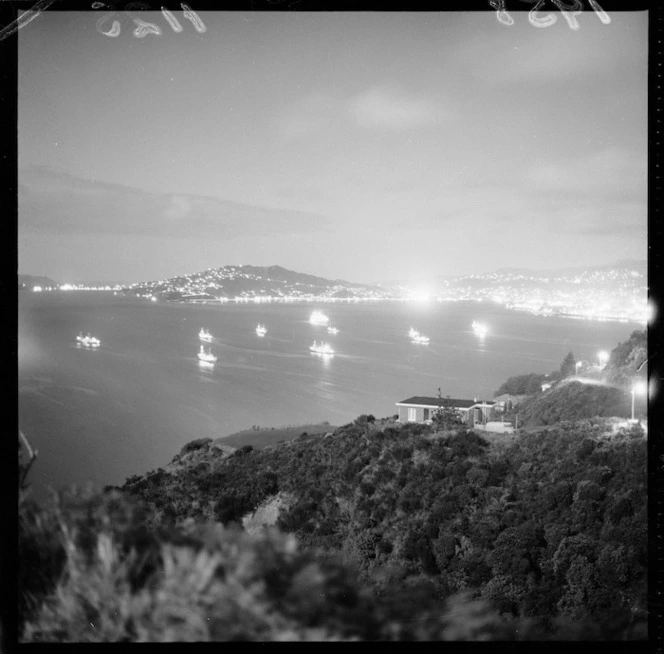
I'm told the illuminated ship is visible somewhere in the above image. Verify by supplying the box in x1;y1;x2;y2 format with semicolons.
409;328;429;344
309;311;330;326
256;324;267;336
327;326;339;334
309;340;334;356
199;328;213;342
76;333;101;347
197;345;217;363
471;321;488;337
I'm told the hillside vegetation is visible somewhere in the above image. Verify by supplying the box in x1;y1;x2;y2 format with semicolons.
496;330;647;427
216;422;337;450
19;413;646;641
515;381;635;427
602;330;648;386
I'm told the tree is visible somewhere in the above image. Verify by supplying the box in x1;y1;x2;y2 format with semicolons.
433;389;463;430
560;352;576;379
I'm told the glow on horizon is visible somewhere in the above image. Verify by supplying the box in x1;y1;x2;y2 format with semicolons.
408;286;434;303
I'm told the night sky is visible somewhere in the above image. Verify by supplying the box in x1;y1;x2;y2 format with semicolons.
18;10;647;284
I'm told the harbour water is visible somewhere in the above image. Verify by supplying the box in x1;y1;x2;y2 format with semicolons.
18;292;641;501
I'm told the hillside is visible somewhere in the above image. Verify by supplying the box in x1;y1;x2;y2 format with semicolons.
18;274;59;289
214;422;337;450
435;259;646;290
122;264;391;301
19;416;647;641
602;330;648;386
115;416;645;631
494;330;647;428
514;381;635;428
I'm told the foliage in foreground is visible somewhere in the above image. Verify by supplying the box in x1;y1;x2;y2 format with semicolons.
113;418;647;640
19;486;592;642
20;418;647;642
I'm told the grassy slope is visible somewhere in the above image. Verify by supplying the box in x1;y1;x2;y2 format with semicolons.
215;422;338;449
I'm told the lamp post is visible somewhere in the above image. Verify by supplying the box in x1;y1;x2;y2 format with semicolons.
631;380;647;421
575;361;582;376
598;350;609;369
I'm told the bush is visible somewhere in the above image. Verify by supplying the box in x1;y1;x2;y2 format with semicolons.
495;373;548;397
180;438;213;456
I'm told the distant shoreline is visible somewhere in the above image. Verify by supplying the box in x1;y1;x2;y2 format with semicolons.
22;289;645;326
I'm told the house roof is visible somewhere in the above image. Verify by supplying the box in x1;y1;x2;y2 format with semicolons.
396;396;496;409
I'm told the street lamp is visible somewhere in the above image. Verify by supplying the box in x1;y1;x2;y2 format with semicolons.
631;380;647;421
575;361;583;375
598;351;609;369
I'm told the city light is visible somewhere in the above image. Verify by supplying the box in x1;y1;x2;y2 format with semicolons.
598;351;609;368
30;263;644;322
410;287;433;303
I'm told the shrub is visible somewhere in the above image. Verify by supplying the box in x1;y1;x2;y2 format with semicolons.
180;438;213;456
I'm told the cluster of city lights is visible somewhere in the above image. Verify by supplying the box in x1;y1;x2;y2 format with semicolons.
32;283;123;292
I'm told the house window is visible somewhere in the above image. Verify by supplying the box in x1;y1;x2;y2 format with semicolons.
423;408;430;421
407;408;417;422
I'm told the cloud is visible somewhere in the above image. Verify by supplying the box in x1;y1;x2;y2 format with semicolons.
275;86;442;140
525;147;646;196
392;147;646;240
163;195;193;220
19;166;333;239
274;91;340;141
348;85;441;130
539;202;646;237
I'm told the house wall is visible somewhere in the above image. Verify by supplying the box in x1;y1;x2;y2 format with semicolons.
398;406;431;423
469;406;496;427
398;405;473;424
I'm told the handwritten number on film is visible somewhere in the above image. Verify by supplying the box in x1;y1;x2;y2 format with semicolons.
489;0;610;29
92;1;206;38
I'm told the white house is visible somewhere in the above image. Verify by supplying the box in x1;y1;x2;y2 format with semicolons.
395;396;497;427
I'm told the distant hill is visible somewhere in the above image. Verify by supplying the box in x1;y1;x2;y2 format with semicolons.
380;260;646;297
18;274;59;289
490;259;646;278
435;260;646;288
123;264;392;300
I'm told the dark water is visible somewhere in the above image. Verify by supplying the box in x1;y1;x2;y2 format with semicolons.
18;292;640;501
